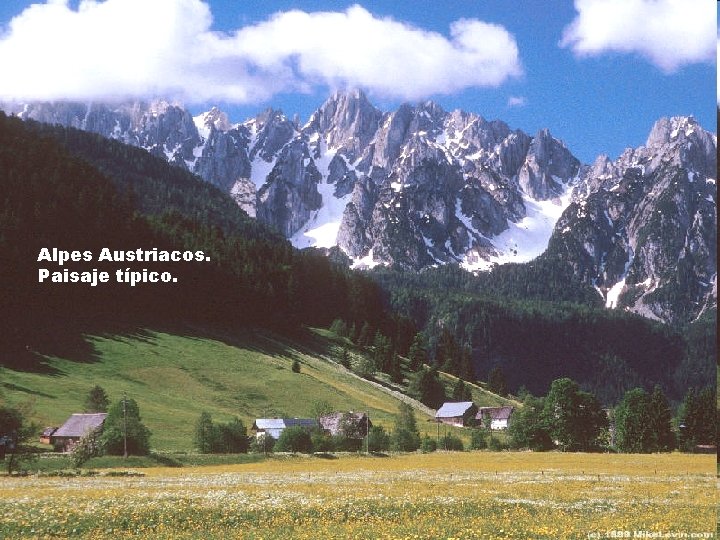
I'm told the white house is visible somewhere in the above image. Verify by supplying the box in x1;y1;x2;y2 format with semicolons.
476;406;514;430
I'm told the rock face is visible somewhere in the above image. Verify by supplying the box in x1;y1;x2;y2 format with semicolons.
551;116;717;324
5;92;583;270
4;98;716;323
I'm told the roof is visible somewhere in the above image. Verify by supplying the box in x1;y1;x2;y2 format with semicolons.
41;427;58;437
435;402;476;418
476;406;514;421
53;413;107;438
252;418;317;431
318;412;371;435
284;418;317;429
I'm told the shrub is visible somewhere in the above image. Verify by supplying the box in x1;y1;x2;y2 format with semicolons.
420;435;437;453
275;426;313;453
71;429;102;467
391;428;421;452
488;437;506;451
470;429;487;450
439;434;464;451
333;435;363;452
311;430;335;453
249;434;275;454
367;426;390;453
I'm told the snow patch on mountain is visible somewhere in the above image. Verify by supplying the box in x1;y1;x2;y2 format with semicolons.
290;144;352;249
462;187;574;271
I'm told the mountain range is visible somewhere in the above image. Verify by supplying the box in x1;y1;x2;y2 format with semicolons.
3;92;716;324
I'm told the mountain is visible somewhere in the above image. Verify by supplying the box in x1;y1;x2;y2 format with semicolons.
550;116;717;324
3;94;716;324
2;91;581;270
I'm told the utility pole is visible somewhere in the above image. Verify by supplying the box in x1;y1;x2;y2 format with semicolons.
366;412;369;455
122;393;128;458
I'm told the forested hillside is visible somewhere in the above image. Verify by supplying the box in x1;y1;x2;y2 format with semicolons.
0;113;390;366
371;266;715;403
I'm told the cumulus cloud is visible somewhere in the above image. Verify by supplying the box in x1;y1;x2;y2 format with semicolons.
560;0;716;73
507;96;527;108
0;0;522;103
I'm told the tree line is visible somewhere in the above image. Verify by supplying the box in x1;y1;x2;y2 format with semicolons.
508;379;715;453
367;265;712;404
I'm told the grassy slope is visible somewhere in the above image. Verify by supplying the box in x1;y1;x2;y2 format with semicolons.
1;327;514;451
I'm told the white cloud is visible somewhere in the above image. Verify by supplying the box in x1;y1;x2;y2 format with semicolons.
0;1;522;103
560;0;716;73
507;96;527;108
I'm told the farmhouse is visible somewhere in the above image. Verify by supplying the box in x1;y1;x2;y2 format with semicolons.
51;413;107;452
251;418;317;439
476;406;514;430
318;412;372;438
435;402;478;427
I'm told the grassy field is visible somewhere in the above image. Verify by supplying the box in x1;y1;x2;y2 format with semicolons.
0;327;514;451
0;452;714;539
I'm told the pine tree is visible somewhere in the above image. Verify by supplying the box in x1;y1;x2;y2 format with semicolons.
458;344;474;382
84;385;110;413
339;347;351;369
408;367;446;409
194;412;215;453
487;367;507;396
436;328;459;374
648;385;675;452
408;333;427;372
451;379;472;401
357;322;372;348
677;387;716;450
391;402;420;452
329;319;348;337
388;352;403;384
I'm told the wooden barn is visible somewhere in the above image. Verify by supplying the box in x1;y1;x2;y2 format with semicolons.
476;406;514;430
435;402;478;427
51;413;107;452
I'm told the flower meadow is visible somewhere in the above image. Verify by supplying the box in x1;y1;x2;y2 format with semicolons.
0;452;715;539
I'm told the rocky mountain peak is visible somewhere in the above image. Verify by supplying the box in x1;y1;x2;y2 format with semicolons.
518;128;580;200
646;115;697;148
195;106;232;138
306;88;383;160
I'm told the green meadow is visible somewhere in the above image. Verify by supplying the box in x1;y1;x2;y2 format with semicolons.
0;327;513;452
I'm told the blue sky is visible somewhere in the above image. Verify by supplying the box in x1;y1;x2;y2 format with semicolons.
0;0;715;163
